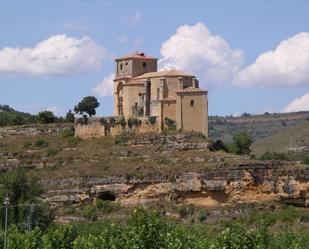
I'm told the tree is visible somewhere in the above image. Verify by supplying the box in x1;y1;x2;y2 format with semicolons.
0;168;53;230
66;110;75;123
74;96;100;117
232;132;253;155
37;111;56;124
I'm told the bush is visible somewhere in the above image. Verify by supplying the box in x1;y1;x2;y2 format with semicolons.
302;155;309;165
96;200;113;213
177;204;195;219
115;132;131;144
260;151;290;161
119;116;126;128
46;148;58;157
23;141;32;149
164;117;176;131
198;210;208;223
82;205;98;221
231;132;253;155
212;139;228;152
0;168;53;230
37;111;56;124
35;139;49;148
68;136;82;146
66;110;75;123
148;116;157;125
61;129;75;138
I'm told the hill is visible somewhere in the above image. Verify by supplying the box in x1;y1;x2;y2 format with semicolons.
0;104;36;126
251;121;309;160
209;111;309;143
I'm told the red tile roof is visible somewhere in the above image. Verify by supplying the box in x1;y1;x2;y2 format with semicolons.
133;70;193;79
159;96;176;102
124;78;146;85
177;86;208;94
115;52;157;61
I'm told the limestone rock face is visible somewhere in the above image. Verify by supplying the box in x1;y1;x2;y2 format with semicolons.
42;163;309;209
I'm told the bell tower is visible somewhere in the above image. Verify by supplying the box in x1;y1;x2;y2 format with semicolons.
115;52;158;79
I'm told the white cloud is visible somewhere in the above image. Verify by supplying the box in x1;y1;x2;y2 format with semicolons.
235;33;309;87
118;35;129;44
283;93;309;113
92;73;114;97
159;23;244;85
0;34;106;75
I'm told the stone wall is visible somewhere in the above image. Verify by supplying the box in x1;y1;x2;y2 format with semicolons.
0;123;73;138
74;117;159;138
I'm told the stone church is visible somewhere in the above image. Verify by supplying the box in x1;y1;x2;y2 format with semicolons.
113;52;208;136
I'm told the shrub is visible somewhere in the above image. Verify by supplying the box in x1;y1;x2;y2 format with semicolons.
96;200;113;213
115;132;131;144
231;132;253;155
0;168;53;230
177;205;195;219
164;117;176;131
35;139;49;148
212;139;228;152
68;136;82;146
65;110;75;123
109;117;115;126
119;116;126;128
302;155;309;165
260;151;289;161
82;205;98;221
148;116;157;125
99;118;108;126
37;111;56;124
23;141;32;149
198;210;208;223
61;129;74;138
46;148;58;157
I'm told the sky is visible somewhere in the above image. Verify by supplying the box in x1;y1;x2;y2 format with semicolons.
0;0;308;117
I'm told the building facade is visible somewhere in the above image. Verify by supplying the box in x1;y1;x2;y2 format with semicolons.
113;52;208;136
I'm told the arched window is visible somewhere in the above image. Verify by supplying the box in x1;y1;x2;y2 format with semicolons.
142;62;147;68
190;100;194;107
119;63;123;70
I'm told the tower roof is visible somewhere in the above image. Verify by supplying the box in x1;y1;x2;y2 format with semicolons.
133;70;193;79
177;86;208;94
115;52;157;61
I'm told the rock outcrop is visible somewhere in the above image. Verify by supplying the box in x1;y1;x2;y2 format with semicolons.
42;163;309;209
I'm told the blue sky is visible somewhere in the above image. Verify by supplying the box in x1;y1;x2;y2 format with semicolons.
0;0;308;116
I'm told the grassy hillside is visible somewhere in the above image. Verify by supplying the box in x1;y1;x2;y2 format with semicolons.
209;111;309;143
0;131;254;181
0;104;36;126
251;122;309;160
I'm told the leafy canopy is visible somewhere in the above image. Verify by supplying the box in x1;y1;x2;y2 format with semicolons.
74;96;100;117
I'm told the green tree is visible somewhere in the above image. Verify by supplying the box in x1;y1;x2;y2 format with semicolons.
74;96;100;117
66;110;75;123
0;168;53;230
37;111;56;124
231;132;253;155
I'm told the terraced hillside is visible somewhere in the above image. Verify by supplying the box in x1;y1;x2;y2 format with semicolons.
251;122;309;159
209;111;309;143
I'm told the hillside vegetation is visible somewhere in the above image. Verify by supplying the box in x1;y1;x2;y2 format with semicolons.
209;111;309;143
0;105;36;126
251;122;309;160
